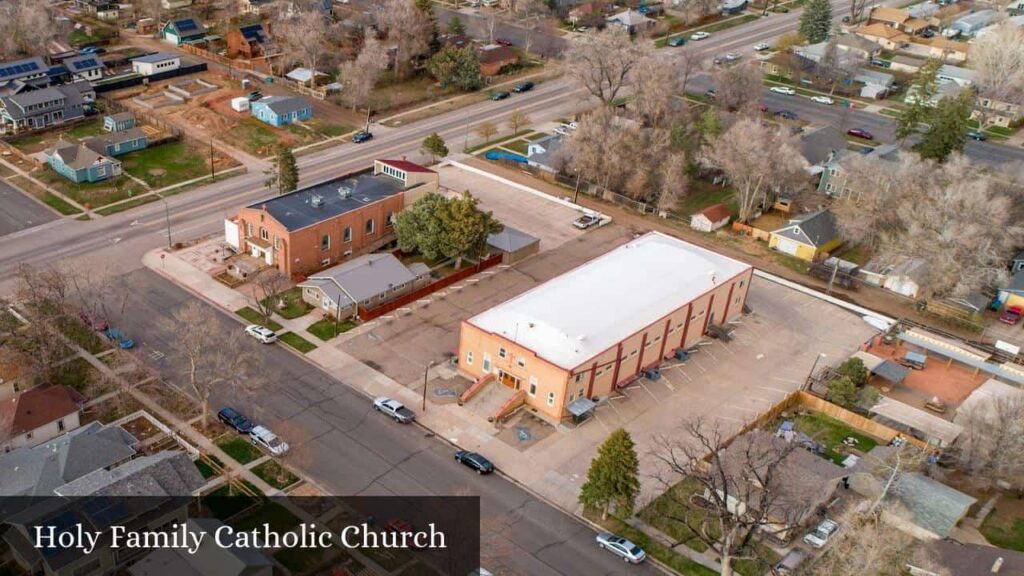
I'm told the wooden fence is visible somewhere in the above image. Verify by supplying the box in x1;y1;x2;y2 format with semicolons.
179;44;272;75
731;221;772;242
796;391;928;449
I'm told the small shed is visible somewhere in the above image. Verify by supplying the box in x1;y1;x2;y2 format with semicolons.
487;226;540;264
103;112;135;132
231;97;250;112
690;203;731;233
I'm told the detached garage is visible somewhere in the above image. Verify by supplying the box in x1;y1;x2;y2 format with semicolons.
769;209;842;262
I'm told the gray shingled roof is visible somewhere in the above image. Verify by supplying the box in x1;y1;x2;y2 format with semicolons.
133;52;179;64
488;226;539;253
892;472;976;537
55;451;205;497
83;127;147;155
46;140;115;171
129;518;274;576
299;253;419;307
800;126;849;166
258;95;311;116
772;209;840;248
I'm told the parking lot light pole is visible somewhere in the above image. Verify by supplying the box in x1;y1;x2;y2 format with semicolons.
160;197;171;249
422;360;436;412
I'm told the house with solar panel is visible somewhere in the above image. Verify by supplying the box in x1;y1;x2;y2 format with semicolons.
0;84;87;133
162;16;208;46
251;95;312;127
62;54;105;83
0;57;50;96
44;140;122;183
227;23;272;59
72;0;120;21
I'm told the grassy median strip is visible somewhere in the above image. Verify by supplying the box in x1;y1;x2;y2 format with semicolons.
306;318;356;341
278;332;317;353
252;460;299;490
235;306;283;332
215;435;261;465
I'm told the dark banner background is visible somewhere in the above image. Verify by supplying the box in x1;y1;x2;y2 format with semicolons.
0;496;480;576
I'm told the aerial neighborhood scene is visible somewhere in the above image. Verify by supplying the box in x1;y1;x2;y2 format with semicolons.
1;0;1024;574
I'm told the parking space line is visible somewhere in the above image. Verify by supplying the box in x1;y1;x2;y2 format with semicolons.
692;358;708;373
660;372;677;392
703;348;719;362
639;382;658;401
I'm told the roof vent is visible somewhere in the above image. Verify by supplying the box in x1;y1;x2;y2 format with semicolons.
310;194;324;207
338;185;352;199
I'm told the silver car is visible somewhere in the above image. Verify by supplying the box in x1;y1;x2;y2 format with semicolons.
250;425;290;456
802;518;839;548
595;533;646;563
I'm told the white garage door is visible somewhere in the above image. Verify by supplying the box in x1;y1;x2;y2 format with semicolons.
775;237;800;256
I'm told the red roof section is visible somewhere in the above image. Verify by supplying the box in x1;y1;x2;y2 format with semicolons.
379;159;435;174
695;203;732;222
0;385;84;437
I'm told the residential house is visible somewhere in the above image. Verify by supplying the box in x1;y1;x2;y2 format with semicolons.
0;84;87;133
73;0;120;20
478;45;519;77
948;10;996;36
162;16;208;46
605;10;655;34
817;144;900;197
907;540;1024;576
241;0;276;14
936;64;976;87
0;386;84;452
53;450;204;496
45;140;122;184
299;253;431;319
971;15;1024;41
795;42;864;68
690;203;732;233
855;23;910;50
0;421;137;496
879;256;929;298
709;430;849;542
889;54;928;73
905;79;965;107
162;0;194;8
972;92;1022;128
568;1;605;27
458;232;753;421
1012;250;1024;275
62;55;104;83
799;125;849;172
526;133;565;173
867;6;932;35
224;159;439;275
769;209;842;261
955;378;1023;425
919;37;968;62
836;34;882;59
104;112;136;132
83;127;149;157
0;57;50;96
227;23;272;59
487;226;540;264
251;95;312;127
998;269;1024;309
854;68;896;99
131;53;181;76
285;67;323;86
130;518;274;576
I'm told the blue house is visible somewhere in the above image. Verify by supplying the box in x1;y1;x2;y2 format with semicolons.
163;16;207;46
82;128;148;157
251;95;312;127
103;112;135;132
45;140;122;183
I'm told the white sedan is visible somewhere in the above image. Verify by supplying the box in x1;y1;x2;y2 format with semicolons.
250;425;290;456
244;324;277;344
810;95;835;105
769;86;796;96
754;42;771;51
690;31;710;40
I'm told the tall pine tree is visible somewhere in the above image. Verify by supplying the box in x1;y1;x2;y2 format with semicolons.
264;145;299;196
798;0;833;43
915;91;972;163
896;59;941;143
579;429;641;520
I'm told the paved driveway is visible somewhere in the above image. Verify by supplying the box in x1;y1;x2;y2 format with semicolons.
0;180;58;237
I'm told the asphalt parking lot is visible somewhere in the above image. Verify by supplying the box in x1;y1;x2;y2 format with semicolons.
0;180;58;237
436;163;587;253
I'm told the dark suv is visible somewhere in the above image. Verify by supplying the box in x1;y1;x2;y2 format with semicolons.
218;407;254;433
512;81;534;93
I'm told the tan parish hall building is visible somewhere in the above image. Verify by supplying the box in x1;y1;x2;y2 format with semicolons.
458;232;754;421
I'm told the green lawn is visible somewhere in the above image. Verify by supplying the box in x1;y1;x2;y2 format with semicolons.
981;504;1024;551
252;460;299;490
235;306;283;331
10;120;106;154
121;141;212;189
260;287;312;319
306;318;357;341
584;509;718;576
9;176;82;215
194;456;222;479
789;412;879;464
503;139;531;155
215;435;262;465
231;502;301;533
225;118;286;156
36;169;148;210
278;332;318;353
675;179;737;218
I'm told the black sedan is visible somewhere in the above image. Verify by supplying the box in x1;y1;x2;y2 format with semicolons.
218;407;254;434
455;451;495;474
512;81;534;93
774;109;798;120
352;130;373;143
491;91;510;101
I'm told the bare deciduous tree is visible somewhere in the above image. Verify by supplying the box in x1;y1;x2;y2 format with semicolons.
657;152;690;214
13;264;72;382
564;28;647;105
703;118;807;222
158;302;256;431
848;0;871;23
379;0;434;79
631;57;681;129
251;269;290;326
953;394;1024;492
710;62;764;114
0;1;58;59
507;109;530;133
969;22;1024;129
811;512;916;575
338;36;389;110
476;120;498;143
652;424;816;576
277;8;337;72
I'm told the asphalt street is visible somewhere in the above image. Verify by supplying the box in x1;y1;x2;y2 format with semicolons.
116;267;659;576
0;180;57;237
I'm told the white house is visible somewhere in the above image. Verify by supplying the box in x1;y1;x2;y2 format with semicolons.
0;385;84;452
690;203;732;233
131;53;181;76
63;54;105;83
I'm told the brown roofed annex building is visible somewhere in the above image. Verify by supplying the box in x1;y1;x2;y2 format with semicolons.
224;160;438;276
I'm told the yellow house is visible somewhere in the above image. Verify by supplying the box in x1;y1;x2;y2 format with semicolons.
769;209;842;261
1000;270;1024;309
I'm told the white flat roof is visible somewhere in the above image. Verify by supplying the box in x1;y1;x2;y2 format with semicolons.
468;231;751;370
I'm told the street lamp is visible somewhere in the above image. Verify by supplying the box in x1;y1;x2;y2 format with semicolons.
159;196;172;249
421;360;436;411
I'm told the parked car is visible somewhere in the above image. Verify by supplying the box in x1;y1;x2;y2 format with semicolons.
103;327;134;349
776;5;790;11
244;324;278;344
770;86;796;95
491;91;510;101
595;533;646;564
1000;305;1023;325
847;127;874;140
373;396;415;423
573;214;600;229
803;518;839;548
218;407;255;434
352;130;373;143
576;25;590;32
966;130;987;141
247;90;263;101
250;425;290;456
869;58;891;68
668;36;687;47
494;38;514;46
714;53;741;65
512;81;534;93
690;31;710;41
921;29;935;38
774;109;798;120
754;42;771;51
78;311;109;332
841;15;851;22
810;95;835;105
704;88;717;99
455;451;495;474
79;46;106;55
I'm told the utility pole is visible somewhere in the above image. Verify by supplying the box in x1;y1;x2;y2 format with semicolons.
209;138;215;179
421;361;435;411
573;169;582;204
161;197;172;249
364;107;371;132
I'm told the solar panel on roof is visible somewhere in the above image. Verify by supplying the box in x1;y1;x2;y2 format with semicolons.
73;58;98;70
176;19;198;32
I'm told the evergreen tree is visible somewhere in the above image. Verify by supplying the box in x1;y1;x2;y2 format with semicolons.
826;376;858;408
798;0;833;43
415;0;441;54
579;429;641;521
263;145;299;196
394;192;502;268
915;91;972;163
896;59;941;143
837;357;868;387
427;45;482;91
448;15;465;36
420;132;449;163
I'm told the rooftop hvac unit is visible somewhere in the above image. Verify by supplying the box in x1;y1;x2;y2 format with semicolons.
310;194;324;207
643;368;661;380
338;185;352;199
674;349;690;361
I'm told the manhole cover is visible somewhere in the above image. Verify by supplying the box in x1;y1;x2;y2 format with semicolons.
433;388;456;397
516;427;532;442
